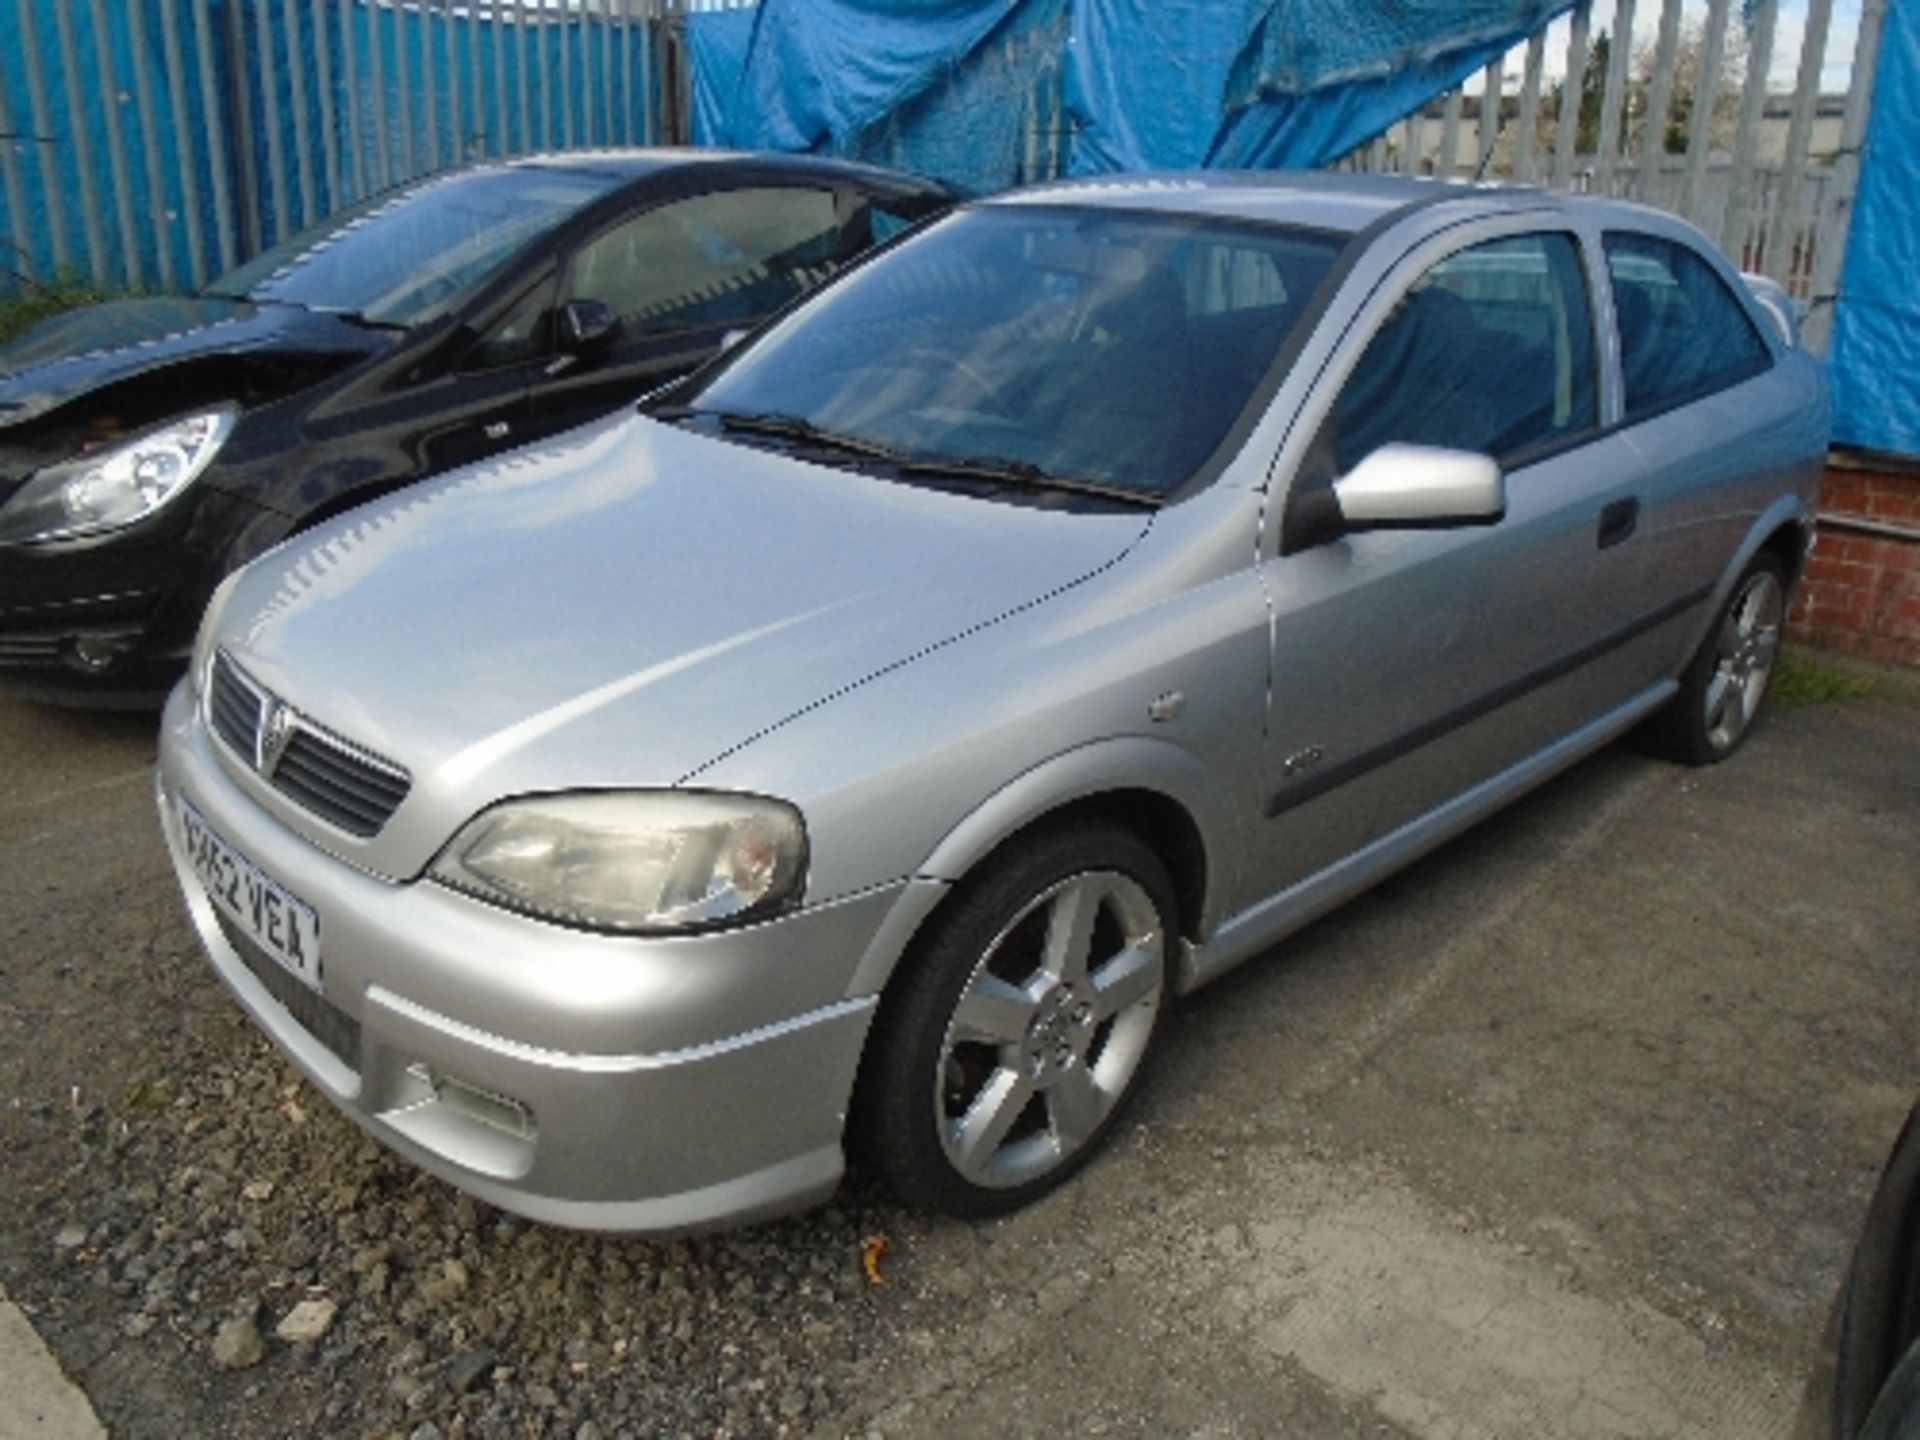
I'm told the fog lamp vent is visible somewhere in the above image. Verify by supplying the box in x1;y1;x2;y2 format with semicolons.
65;633;137;673
406;1063;537;1142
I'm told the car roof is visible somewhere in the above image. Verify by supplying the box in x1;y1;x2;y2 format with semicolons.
988;170;1571;235
499;148;953;194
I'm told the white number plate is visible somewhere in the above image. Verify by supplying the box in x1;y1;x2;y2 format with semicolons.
177;797;323;990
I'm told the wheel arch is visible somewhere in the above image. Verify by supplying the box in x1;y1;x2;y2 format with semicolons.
1674;493;1814;672
1736;494;1816;589
841;749;1212;1195
1758;511;1815;591
843;737;1229;1002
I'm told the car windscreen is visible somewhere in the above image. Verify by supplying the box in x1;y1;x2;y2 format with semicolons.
669;205;1344;500
204;166;626;328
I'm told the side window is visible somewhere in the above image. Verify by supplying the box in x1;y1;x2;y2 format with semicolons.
567;187;842;340
849;196;929;247
1330;231;1598;473
1603;231;1772;420
463;276;554;372
869;205;918;243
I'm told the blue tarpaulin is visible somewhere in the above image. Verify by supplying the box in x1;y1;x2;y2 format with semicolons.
693;0;1575;182
689;7;758;147
836;0;1068;191
1827;0;1919;459
691;0;1069;192
1063;0;1254;172
1067;0;1573;173
726;0;1022;154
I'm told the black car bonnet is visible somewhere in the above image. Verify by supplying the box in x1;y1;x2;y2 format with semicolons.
0;297;390;430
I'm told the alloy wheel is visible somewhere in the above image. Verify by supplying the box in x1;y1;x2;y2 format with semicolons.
934;869;1166;1190
1703;567;1785;754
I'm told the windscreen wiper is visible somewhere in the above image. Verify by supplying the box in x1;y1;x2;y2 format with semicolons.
706;409;907;463
325;309;408;332
894;454;1162;509
657;408;1161;508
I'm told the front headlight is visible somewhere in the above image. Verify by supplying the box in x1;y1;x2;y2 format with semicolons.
429;791;808;934
0;405;238;545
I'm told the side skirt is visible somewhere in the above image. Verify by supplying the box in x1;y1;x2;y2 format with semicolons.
1176;679;1678;995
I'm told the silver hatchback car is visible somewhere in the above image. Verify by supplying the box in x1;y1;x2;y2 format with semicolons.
157;173;1828;1232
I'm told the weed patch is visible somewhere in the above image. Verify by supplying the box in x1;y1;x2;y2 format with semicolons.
1774;652;1879;703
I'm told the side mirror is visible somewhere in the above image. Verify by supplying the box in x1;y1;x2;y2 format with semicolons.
558;298;621;355
1332;443;1506;532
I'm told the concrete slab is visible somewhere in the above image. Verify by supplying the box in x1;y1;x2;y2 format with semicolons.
0;1288;105;1440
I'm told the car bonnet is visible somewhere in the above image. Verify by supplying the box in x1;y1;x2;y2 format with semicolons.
0;296;388;429
207;407;1153;877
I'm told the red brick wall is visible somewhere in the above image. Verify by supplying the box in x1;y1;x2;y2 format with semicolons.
1788;458;1920;668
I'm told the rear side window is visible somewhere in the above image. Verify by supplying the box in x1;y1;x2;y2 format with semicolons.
1603;231;1772;421
568;187;843;339
1331;231;1598;472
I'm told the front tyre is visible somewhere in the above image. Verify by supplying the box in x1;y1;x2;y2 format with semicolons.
860;820;1176;1218
1641;552;1788;766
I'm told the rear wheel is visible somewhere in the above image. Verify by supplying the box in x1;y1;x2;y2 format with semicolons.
1639;553;1787;766
859;820;1176;1218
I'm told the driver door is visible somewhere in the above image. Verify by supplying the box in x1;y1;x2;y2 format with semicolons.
1251;221;1653;894
416;274;555;475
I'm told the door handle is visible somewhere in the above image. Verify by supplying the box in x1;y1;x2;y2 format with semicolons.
1597;497;1640;549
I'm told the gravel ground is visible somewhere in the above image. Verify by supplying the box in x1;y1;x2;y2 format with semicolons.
3;672;1917;1439
12;1022;900;1439
0;705;920;1440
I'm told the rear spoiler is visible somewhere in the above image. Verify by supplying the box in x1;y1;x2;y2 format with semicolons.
1741;272;1802;350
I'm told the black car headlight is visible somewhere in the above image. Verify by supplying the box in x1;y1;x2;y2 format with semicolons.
429;791;808;934
0;405;238;545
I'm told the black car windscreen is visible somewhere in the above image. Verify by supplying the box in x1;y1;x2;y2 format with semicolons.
206;167;626;329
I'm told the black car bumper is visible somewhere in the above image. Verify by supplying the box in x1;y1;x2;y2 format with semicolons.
0;588;182;706
0;489;279;708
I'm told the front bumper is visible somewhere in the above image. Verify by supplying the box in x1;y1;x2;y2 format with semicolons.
0;587;182;705
156;682;907;1234
0;489;263;707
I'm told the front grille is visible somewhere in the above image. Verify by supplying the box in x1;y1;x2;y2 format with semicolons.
0;633;65;663
215;911;362;1072
208;652;261;753
271;729;412;836
208;650;411;838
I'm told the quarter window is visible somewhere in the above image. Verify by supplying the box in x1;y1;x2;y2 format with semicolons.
1604;231;1772;420
858;199;929;245
464;277;554;371
1331;231;1598;473
568;187;843;340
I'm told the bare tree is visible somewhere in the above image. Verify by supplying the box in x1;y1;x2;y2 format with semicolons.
1634;17;1749;154
1540;30;1611;156
1537;20;1747;160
